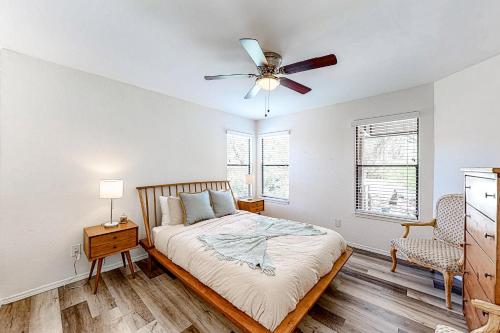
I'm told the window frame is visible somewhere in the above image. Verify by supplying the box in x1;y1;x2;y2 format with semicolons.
226;130;253;199
259;130;290;203
354;114;419;222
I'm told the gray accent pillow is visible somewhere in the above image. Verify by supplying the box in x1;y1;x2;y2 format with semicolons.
179;191;215;225
209;189;237;218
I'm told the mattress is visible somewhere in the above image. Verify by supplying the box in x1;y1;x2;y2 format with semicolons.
153;211;346;331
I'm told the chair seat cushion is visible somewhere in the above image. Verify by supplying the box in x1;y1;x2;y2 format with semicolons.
390;238;463;273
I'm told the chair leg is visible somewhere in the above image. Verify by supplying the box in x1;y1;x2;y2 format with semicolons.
390;246;398;272
443;271;453;309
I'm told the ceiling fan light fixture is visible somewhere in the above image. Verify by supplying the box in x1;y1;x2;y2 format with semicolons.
256;76;280;91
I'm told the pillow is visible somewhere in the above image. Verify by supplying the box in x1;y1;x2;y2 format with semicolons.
167;196;183;225
208;189;237;217
159;196;183;225
179;191;215;225
159;196;170;225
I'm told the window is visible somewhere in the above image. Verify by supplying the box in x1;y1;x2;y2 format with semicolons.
355;116;419;220
227;130;252;198
260;131;289;201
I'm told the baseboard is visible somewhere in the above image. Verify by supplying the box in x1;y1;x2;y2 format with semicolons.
0;253;148;305
347;241;389;256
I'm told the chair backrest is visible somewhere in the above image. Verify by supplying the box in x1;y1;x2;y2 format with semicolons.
433;194;465;245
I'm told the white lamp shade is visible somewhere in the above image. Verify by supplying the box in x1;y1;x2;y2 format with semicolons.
244;174;255;185
256;77;280;91
100;179;123;199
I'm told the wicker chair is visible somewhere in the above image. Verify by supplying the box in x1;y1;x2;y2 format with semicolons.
390;194;464;309
435;299;500;333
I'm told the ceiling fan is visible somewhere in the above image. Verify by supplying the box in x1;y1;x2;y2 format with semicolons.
204;38;337;99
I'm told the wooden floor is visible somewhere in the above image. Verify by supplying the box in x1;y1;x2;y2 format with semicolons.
0;249;467;333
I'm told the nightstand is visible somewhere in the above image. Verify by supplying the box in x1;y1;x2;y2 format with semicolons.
238;198;265;214
83;220;138;293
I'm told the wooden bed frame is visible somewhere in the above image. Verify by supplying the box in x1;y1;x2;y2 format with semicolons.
137;180;352;333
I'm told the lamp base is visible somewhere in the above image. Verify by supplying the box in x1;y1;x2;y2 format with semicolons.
102;221;119;228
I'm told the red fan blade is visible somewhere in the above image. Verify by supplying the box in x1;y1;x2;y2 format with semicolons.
281;54;337;74
280;78;311;94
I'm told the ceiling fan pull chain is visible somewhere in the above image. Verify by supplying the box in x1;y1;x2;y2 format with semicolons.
266;82;271;117
264;89;268;118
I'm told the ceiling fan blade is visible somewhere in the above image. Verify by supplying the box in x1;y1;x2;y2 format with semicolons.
281;54;337;74
204;74;256;80
244;82;261;99
280;78;311;94
240;38;268;67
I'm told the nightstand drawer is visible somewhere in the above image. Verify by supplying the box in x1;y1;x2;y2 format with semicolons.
238;199;264;213
92;237;137;258
92;228;137;247
247;205;262;213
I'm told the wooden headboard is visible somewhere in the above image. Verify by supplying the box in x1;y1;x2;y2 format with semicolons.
136;180;234;247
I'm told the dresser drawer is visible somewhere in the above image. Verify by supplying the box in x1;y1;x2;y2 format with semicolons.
92;228;137;247
463;286;481;331
464;260;490;326
466;204;496;260
465;175;498;221
465;232;496;302
91;236;137;258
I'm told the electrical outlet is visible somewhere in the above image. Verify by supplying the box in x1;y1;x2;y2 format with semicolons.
334;219;342;228
71;244;81;260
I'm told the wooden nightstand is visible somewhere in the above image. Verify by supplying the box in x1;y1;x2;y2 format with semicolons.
238;198;265;214
83;220;138;293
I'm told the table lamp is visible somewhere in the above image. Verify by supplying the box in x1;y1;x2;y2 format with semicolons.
100;179;123;228
244;174;255;198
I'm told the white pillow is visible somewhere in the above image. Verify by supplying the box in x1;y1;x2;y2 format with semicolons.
159;196;183;225
167;196;183;225
159;196;170;225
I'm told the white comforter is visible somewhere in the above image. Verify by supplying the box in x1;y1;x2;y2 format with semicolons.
153;211;346;331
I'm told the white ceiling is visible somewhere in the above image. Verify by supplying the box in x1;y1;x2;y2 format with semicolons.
2;0;500;119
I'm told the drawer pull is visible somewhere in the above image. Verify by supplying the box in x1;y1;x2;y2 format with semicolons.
485;192;496;198
465;186;471;189
113;245;117;249
484;233;495;239
484;273;494;278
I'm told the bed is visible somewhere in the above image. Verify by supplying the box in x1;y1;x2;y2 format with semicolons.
137;180;352;333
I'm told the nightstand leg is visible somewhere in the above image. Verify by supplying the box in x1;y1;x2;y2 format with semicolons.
125;251;135;278
93;258;104;294
88;260;96;282
121;252;126;268
147;254;152;273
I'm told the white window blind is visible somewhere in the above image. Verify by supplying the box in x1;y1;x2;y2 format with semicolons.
355;117;419;220
260;131;289;201
227;131;252;198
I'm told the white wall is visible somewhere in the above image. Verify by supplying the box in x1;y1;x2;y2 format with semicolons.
0;50;255;301
257;85;435;252
434;54;500;199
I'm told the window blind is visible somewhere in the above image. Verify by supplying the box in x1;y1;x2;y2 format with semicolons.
355;117;419;220
227;131;252;198
260;131;289;201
